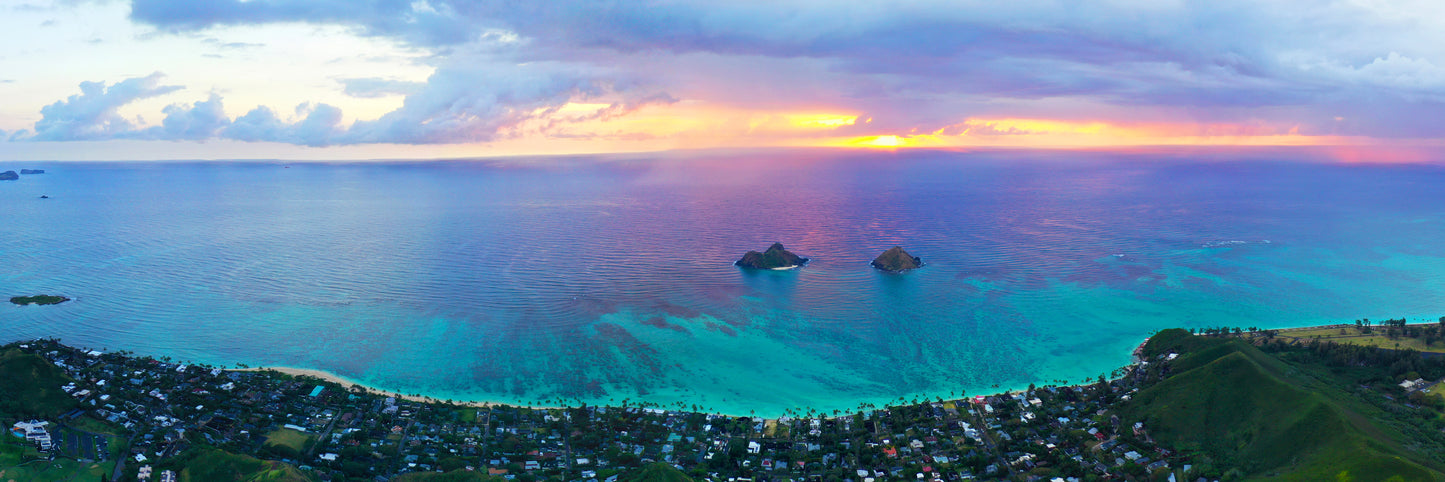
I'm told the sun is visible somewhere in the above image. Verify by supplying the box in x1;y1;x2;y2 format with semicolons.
864;135;903;147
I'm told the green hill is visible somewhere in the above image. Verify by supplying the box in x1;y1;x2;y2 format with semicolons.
0;348;77;419
1124;329;1443;481
618;462;693;482
174;447;314;482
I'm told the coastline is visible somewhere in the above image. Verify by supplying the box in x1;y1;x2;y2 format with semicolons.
219;324;1431;419
230;366;564;411
232;336;1160;419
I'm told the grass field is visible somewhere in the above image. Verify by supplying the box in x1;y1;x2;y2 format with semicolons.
0;437;112;482
1273;324;1445;353
264;428;313;453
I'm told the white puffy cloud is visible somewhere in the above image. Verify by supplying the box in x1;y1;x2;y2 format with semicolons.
28;72;182;141
151;93;230;140
20;61;672;146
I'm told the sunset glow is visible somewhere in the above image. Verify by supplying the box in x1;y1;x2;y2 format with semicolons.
0;1;1441;161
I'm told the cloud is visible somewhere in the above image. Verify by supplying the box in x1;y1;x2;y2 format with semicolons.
220;106;287;142
27;72;182;141
149;93;230;140
62;1;1445;141
338;77;424;98
292;102;343;146
129;0;476;46
20;61;671;146
201;37;263;49
343;61;671;144
140;96;342;146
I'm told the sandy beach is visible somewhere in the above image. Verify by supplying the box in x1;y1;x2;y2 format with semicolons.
231;344;1152;419
230;366;563;410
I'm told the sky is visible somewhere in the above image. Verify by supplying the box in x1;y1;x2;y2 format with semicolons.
2;0;1445;160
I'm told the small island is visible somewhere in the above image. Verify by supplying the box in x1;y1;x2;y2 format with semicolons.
735;242;809;269
871;246;923;272
0;171;17;181
10;295;71;306
20;169;45;175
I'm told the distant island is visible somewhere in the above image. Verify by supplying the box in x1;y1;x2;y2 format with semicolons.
20;169;44;175
0;171;17;181
871;246;923;272
9;295;70;306
735;242;808;269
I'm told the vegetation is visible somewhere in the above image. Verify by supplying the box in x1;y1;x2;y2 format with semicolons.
617;462;694;482
1126;329;1445;480
734;242;808;269
9;295;70;306
1267;318;1445;353
263;427;314;457
0;348;76;419
870;246;922;271
394;470;506;481
0;438;113;482
169;447;314;482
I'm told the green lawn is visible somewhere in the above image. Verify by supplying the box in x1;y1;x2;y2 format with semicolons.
0;437;112;482
264;428;313;453
1274;324;1445;353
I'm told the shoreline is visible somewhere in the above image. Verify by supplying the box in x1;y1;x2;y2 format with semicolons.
232;337;1158;419
28;331;1180;420
229;366;565;411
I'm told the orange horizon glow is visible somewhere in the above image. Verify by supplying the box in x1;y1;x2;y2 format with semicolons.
446;103;1445;162
815;117;1411;151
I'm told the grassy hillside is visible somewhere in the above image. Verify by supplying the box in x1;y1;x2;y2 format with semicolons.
174;447;314;482
618;462;693;482
1124;329;1442;481
0;347;77;419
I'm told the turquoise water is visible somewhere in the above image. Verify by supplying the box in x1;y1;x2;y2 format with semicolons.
3;150;1445;416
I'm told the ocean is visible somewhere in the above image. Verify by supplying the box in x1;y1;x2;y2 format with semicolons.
4;149;1445;416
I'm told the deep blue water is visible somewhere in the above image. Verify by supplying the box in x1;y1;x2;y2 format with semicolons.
4;150;1445;415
